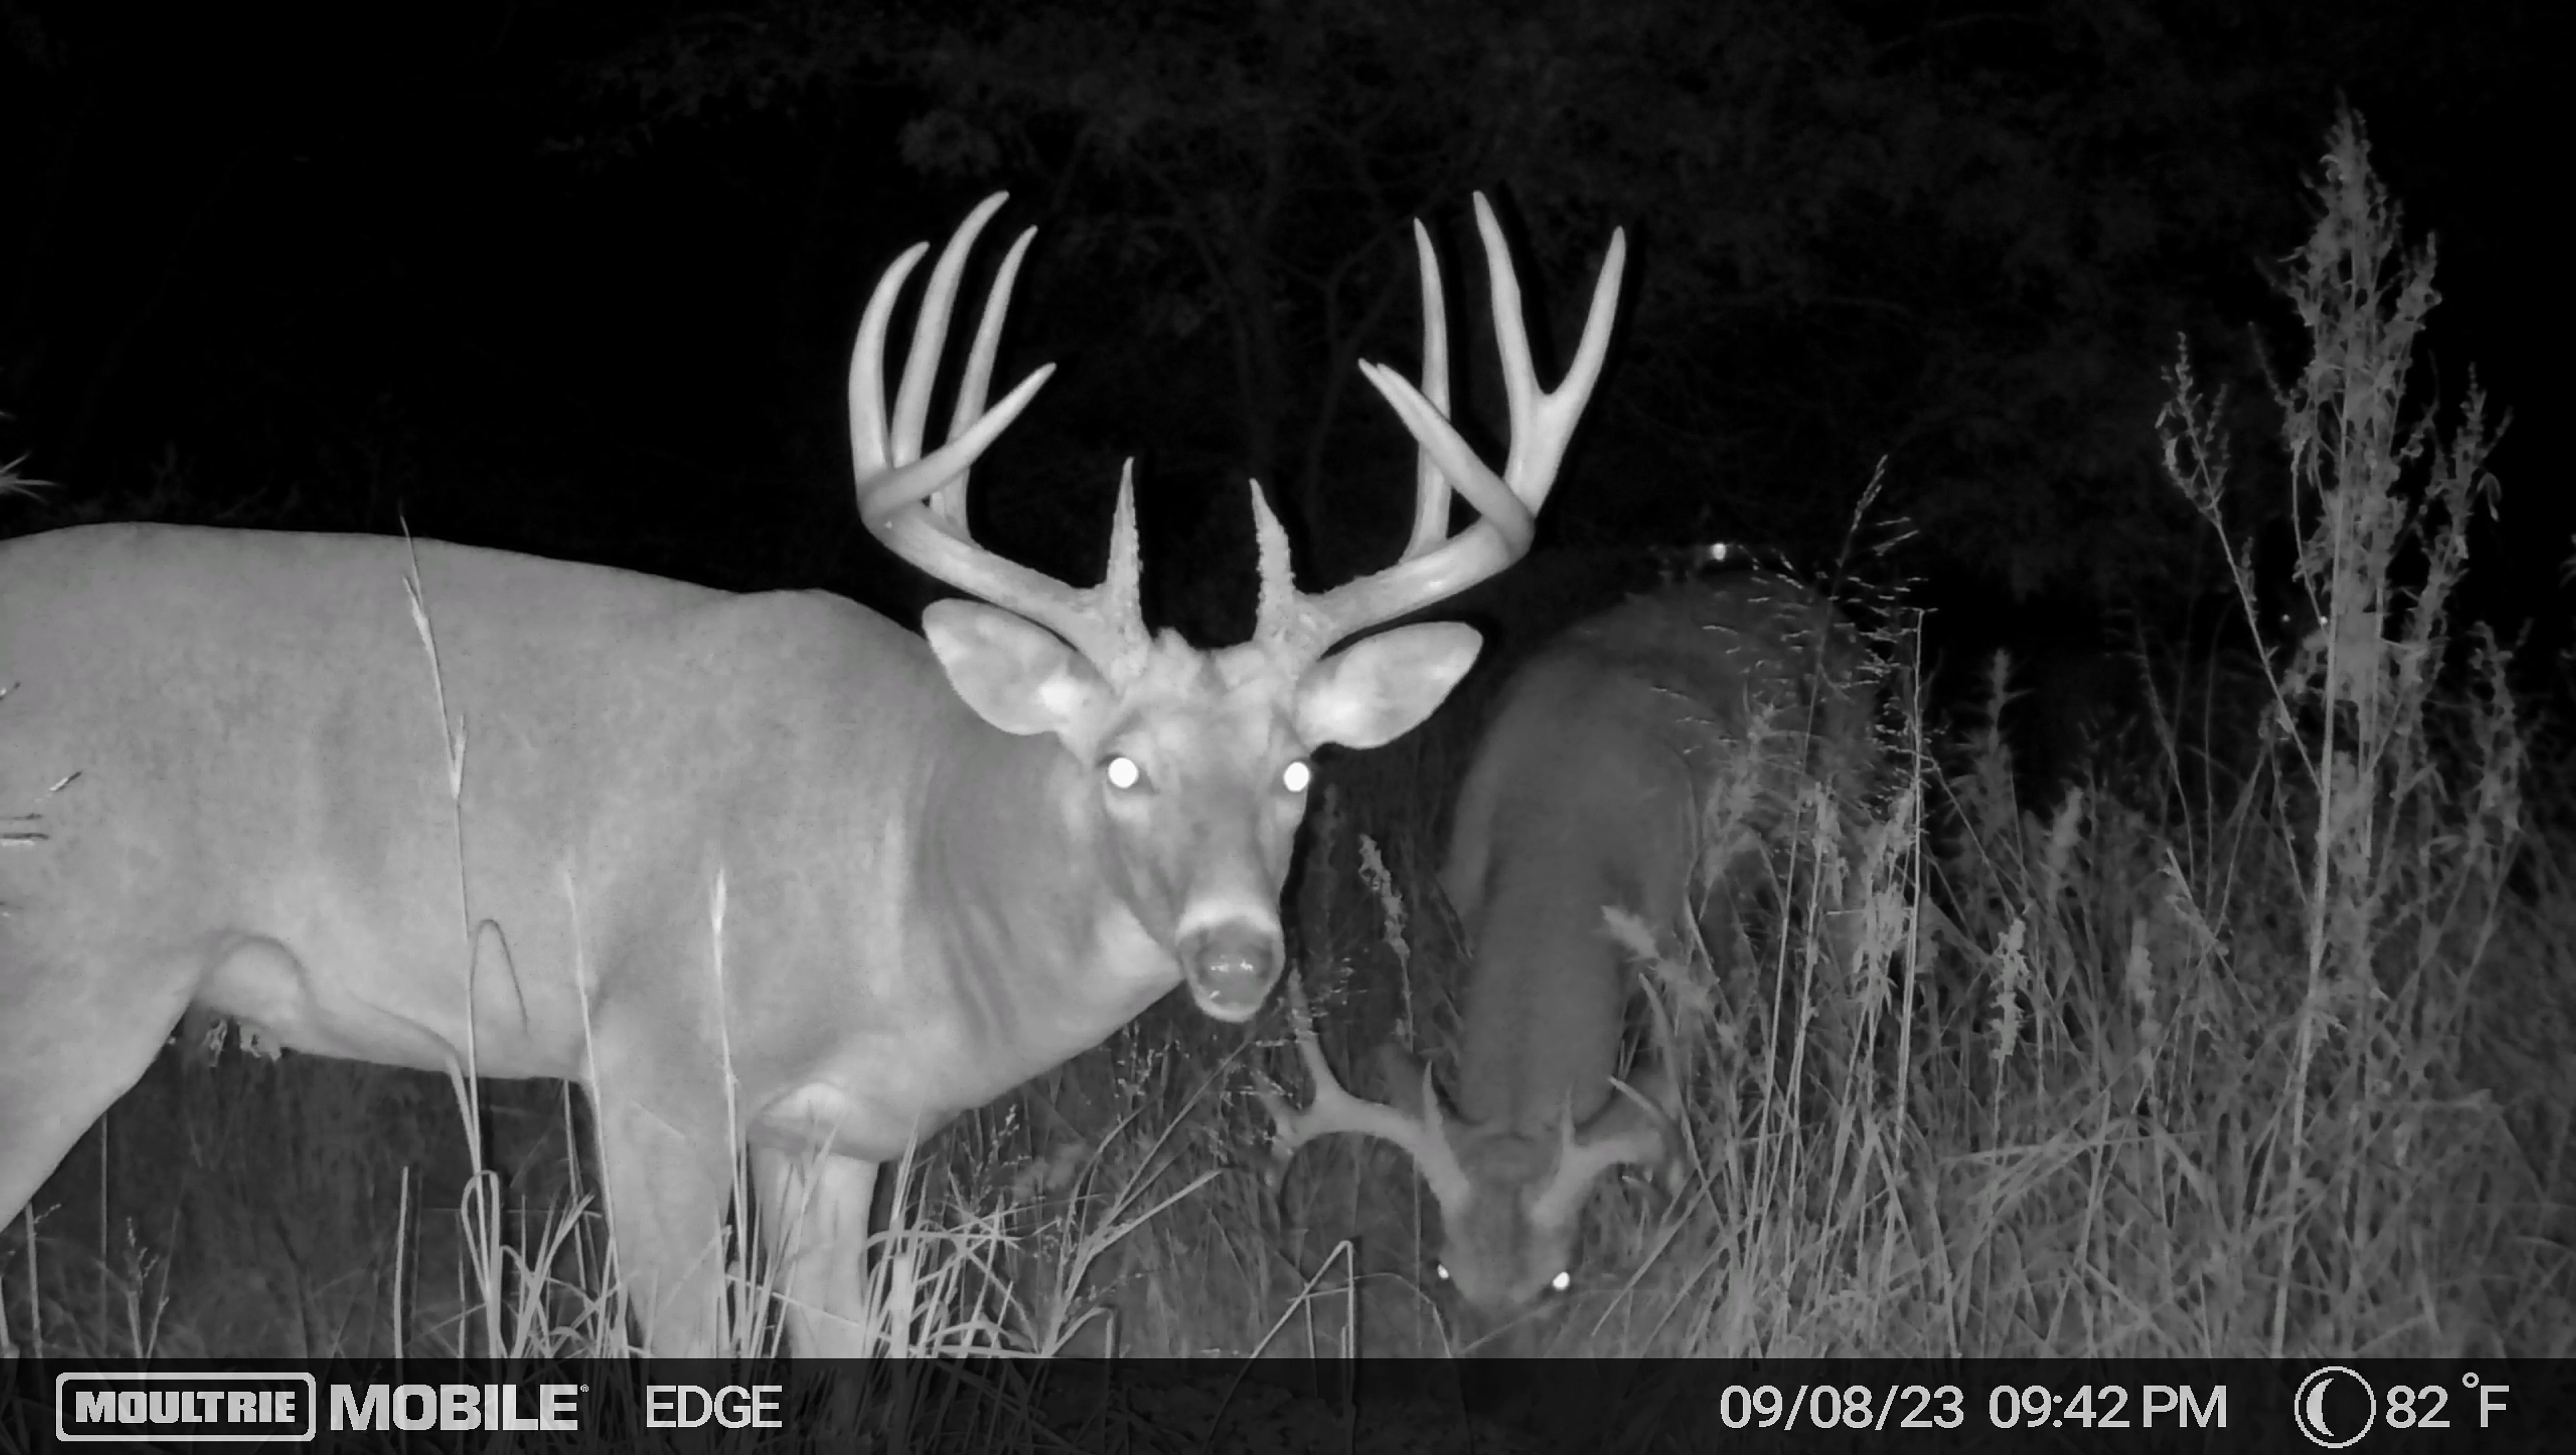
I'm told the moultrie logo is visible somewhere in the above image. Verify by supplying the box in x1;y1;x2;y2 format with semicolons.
55;1373;318;1443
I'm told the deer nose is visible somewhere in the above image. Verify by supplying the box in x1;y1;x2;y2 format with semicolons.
1177;919;1281;1022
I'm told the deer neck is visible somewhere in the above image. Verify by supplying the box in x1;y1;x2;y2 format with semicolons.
916;727;1179;1073
1450;869;1637;1135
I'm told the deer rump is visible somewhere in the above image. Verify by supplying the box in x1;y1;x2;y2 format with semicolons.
1412;569;1875;1336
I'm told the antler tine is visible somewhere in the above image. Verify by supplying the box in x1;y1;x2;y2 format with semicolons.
1254;194;1626;666
850;193;1150;676
924;196;1035;534
1254;974;1474;1210
1400;217;1456;560
1523;1070;1674;1232
849;194;1043;518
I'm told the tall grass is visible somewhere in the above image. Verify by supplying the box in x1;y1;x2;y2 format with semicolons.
6;110;2565;1381
1593;109;2560;1357
1058;108;2569;1359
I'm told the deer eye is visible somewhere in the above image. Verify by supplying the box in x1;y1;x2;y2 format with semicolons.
1546;1269;1573;1295
1280;759;1313;795
1104;755;1145;791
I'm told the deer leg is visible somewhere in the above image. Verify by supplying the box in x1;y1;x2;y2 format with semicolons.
752;1146;879;1357
0;942;203;1357
0;948;196;1240
588;1074;737;1357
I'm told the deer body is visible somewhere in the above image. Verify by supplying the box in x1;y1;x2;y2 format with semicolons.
1265;570;1874;1350
0;527;1205;1336
0;194;1625;1356
2;522;1163;1111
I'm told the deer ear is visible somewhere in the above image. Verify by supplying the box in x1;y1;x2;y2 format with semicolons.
1295;622;1483;749
922;600;1108;739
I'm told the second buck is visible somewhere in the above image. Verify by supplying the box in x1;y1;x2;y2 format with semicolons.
1262;569;1877;1351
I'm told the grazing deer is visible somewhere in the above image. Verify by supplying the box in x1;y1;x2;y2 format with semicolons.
1261;568;1875;1352
0;193;1624;1355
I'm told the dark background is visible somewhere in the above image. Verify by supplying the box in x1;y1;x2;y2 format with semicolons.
0;0;2556;696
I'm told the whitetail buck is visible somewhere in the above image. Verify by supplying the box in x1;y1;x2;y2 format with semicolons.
0;193;1624;1356
1261;569;1875;1352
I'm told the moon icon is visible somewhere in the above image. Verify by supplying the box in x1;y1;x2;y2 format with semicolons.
2294;1365;2377;1448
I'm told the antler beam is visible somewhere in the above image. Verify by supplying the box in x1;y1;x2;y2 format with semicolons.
1253;974;1475;1211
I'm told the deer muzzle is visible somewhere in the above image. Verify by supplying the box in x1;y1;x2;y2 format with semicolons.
1175;915;1282;1022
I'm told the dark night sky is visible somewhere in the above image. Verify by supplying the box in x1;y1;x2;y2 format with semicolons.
1;0;2557;691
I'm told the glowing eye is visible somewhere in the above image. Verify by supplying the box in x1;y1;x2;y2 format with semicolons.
1105;755;1143;790
1433;1263;1452;1285
1547;1269;1572;1294
1280;759;1312;794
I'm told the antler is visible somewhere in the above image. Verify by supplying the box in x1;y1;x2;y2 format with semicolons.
850;192;1151;678
1252;194;1627;668
1523;1069;1675;1233
1254;974;1474;1211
